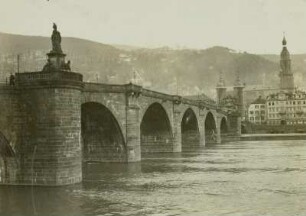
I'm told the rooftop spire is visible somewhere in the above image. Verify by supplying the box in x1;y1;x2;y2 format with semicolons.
216;70;225;88
282;32;287;46
234;70;243;87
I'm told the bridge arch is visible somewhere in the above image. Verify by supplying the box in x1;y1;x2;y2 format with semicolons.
140;102;173;154
205;111;217;144
81;102;127;162
181;108;200;151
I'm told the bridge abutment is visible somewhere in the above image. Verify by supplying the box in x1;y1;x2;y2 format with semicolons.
227;113;242;141
14;71;83;186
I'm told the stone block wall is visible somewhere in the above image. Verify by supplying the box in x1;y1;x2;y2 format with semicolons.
15;72;83;186
0;85;19;150
0;85;19;184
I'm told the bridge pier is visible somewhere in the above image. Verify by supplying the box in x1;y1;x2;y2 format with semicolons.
199;109;206;147
216;125;222;144
215;116;223;144
172;108;182;152
126;104;141;162
227;113;242;140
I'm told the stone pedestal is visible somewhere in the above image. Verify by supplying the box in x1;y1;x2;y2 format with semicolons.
47;52;66;71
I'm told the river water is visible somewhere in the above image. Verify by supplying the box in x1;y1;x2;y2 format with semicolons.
1;140;306;216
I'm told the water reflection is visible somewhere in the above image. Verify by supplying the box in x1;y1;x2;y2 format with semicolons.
1;140;306;216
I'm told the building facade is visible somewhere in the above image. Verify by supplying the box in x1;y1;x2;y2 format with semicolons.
248;97;266;124
245;36;306;127
266;91;306;125
265;37;306;125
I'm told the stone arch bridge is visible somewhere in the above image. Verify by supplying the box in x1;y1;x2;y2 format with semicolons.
0;71;240;186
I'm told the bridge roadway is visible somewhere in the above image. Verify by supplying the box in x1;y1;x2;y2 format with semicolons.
0;71;239;186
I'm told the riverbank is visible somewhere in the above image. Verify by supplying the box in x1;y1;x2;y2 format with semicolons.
241;133;306;141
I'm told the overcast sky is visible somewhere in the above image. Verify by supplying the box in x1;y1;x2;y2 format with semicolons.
0;0;306;54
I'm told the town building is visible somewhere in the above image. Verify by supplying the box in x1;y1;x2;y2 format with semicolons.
265;37;306;125
241;36;297;114
248;96;266;124
266;90;306;125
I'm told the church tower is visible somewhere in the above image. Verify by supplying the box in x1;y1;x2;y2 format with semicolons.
279;36;294;92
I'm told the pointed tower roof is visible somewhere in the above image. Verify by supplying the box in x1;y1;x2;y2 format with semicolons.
282;36;287;46
281;35;290;60
234;70;243;87
216;70;226;88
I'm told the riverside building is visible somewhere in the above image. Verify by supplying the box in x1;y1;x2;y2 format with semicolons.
263;37;306;126
247;96;266;125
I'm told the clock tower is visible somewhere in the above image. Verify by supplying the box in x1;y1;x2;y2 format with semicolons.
279;36;295;92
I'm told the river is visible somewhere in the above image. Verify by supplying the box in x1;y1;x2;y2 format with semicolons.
1;140;306;216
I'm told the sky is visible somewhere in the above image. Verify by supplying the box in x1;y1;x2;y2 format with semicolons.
0;0;306;54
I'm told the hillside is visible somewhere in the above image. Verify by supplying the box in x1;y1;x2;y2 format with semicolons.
0;32;291;97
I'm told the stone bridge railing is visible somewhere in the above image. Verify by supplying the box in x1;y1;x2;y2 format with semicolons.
83;82;221;111
15;71;83;85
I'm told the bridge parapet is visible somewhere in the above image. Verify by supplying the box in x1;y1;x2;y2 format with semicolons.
15;71;83;88
83;83;127;93
84;82;219;110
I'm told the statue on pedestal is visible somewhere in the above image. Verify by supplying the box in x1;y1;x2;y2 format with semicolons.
51;23;63;53
42;23;72;72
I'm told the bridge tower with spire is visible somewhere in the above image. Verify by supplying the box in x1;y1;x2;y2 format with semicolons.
216;71;227;106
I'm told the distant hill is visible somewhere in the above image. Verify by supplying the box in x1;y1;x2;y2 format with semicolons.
2;32;303;97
